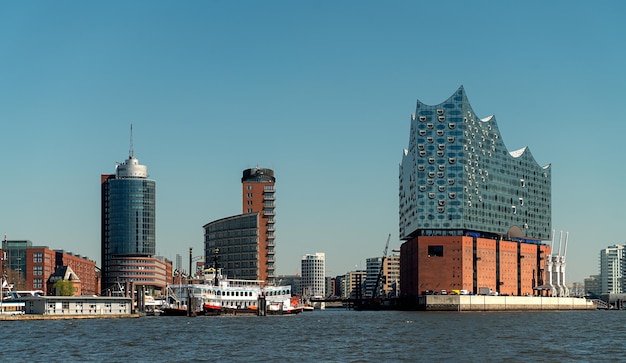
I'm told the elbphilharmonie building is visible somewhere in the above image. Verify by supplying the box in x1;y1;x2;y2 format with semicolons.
399;87;553;298
399;86;551;241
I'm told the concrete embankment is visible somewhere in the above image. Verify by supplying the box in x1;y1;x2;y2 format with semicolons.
0;313;140;321
420;295;595;311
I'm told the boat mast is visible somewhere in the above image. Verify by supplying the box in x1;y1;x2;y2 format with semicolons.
213;248;220;287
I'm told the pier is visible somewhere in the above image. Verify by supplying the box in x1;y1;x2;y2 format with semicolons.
416;295;596;311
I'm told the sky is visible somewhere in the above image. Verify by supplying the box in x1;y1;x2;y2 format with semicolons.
0;1;624;283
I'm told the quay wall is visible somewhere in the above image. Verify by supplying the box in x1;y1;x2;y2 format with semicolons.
422;295;596;311
0;313;140;321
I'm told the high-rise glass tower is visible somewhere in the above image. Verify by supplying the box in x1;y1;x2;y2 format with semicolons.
101;134;157;293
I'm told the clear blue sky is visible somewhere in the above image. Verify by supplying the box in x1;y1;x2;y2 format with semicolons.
1;1;624;283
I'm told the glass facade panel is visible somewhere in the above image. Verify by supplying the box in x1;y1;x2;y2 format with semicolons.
107;179;156;255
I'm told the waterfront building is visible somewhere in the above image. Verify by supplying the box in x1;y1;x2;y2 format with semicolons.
1;240;97;295
26;247;97;295
584;275;601;296
19;295;132;315
365;254;400;298
341;270;366;299
204;167;276;284
333;275;344;297
399;87;552;298
365;257;382;297
101;133;171;295
47;265;82;295
301;253;326;298
600;245;625;294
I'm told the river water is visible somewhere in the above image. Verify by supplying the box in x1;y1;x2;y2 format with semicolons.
0;309;621;362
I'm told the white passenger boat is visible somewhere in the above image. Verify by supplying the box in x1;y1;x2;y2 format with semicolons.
162;268;302;316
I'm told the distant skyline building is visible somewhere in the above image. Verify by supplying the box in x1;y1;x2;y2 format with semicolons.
383;254;400;297
101;129;170;294
341;270;366;299
204;167;277;284
301;253;326;298
399;87;553;298
584;274;601;296
175;253;182;274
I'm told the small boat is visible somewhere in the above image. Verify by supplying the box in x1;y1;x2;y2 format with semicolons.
161;306;190;316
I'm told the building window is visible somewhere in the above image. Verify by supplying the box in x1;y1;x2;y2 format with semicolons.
34;265;43;276
34;278;43;288
33;252;43;263
247;185;253;190
428;245;444;257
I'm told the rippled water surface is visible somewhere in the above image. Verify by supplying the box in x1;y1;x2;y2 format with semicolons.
0;309;622;362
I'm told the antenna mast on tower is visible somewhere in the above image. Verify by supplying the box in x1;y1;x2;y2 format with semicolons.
129;124;134;158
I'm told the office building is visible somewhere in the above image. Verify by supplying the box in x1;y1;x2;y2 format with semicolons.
204;167;276;284
101;133;170;294
365;254;400;298
600;245;625;294
1;239;31;288
301;253;325;298
365;257;382;297
399;87;552;298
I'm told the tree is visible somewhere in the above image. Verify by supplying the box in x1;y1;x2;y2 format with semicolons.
53;280;75;296
5;267;26;290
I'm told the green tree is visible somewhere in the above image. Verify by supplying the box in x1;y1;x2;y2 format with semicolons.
53;280;75;296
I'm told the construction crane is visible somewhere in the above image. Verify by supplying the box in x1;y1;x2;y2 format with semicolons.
372;234;391;299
